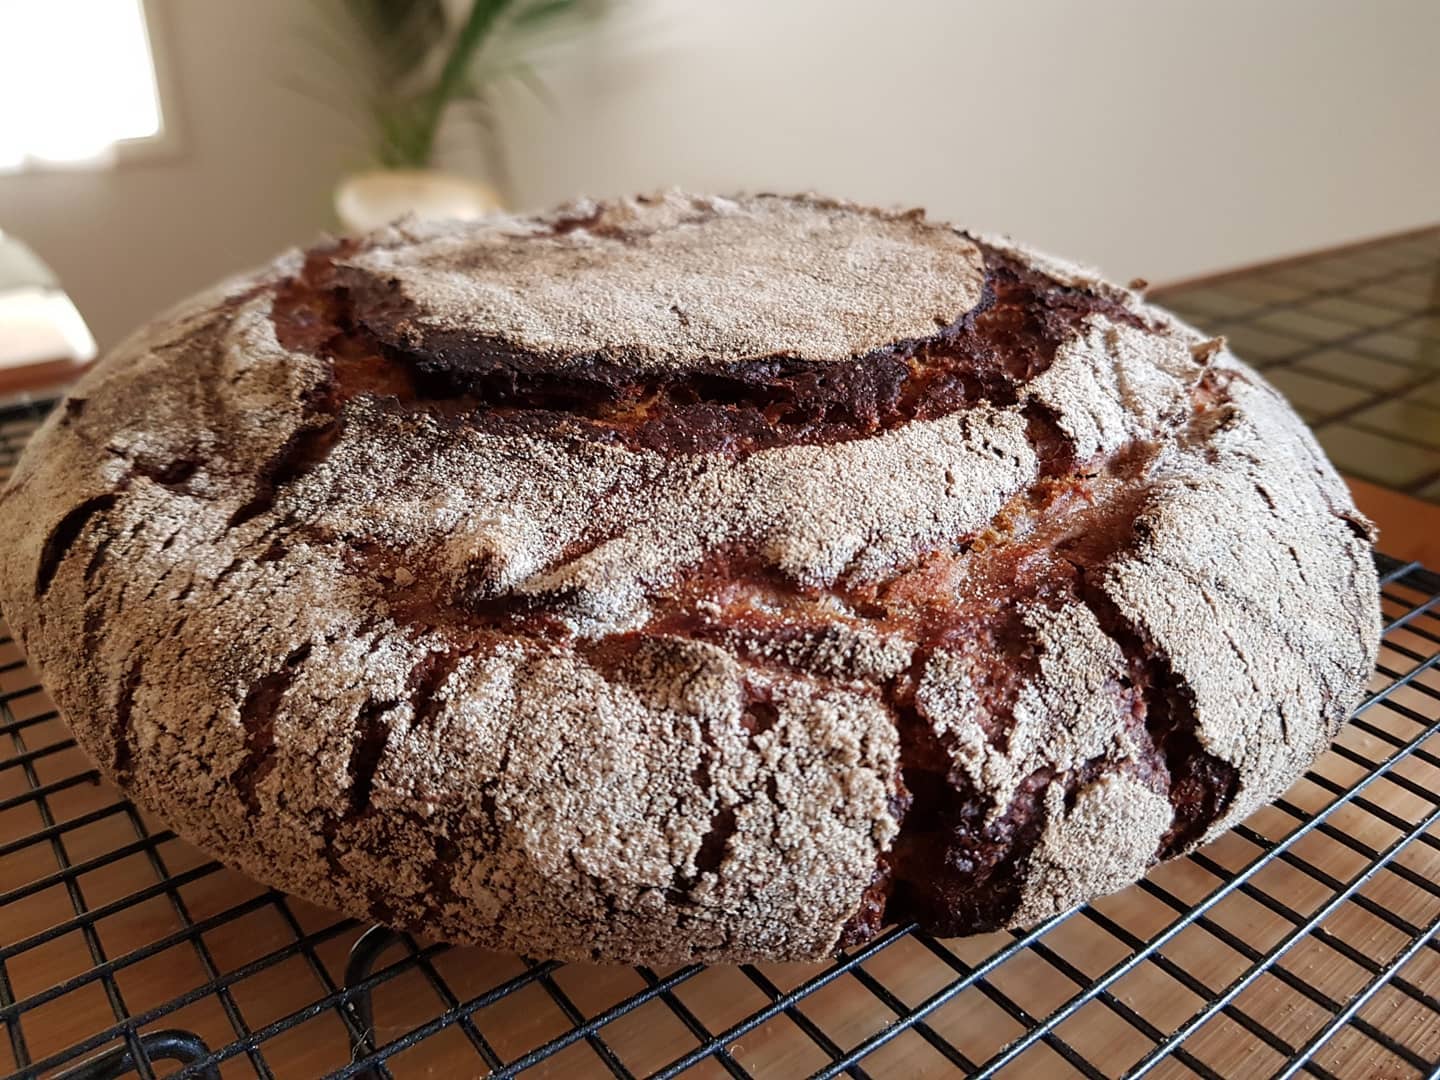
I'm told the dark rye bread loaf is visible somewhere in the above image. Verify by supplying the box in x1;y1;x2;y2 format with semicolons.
0;193;1381;963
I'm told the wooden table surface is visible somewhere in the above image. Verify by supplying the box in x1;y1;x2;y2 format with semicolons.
1346;478;1440;568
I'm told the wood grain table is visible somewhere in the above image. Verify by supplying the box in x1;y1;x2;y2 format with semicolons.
1347;478;1440;568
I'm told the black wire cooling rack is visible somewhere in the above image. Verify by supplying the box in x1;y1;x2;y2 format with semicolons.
1;393;1438;1080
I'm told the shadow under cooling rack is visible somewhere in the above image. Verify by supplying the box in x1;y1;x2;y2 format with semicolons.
0;395;1437;1079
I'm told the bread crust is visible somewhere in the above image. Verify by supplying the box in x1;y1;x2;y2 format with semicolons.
0;193;1380;963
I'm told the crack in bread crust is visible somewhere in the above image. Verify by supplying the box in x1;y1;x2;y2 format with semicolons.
272;232;1139;461
0;192;1380;964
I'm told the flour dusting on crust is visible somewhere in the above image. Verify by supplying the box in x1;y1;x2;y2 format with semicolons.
341;192;986;372
0;192;1379;963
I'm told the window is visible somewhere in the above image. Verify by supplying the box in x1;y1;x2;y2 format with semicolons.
0;0;166;172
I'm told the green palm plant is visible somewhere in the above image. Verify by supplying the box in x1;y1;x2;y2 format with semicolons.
302;0;611;171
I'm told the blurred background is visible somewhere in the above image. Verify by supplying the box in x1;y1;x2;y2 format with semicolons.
1;0;1436;352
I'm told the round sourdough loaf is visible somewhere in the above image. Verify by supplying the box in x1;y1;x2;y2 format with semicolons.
0;193;1380;963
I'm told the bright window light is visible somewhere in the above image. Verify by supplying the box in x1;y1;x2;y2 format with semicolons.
0;0;162;171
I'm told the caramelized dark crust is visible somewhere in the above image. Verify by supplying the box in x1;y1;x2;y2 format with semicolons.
261;225;1209;937
256;215;1334;942
0;193;1380;964
272;239;1140;460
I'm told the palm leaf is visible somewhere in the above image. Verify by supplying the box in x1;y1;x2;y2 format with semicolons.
342;0;446;82
297;0;617;169
511;0;585;28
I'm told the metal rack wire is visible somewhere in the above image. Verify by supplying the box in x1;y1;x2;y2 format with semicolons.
1;394;1438;1080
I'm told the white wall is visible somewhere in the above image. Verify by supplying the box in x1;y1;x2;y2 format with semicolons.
2;0;1437;353
503;0;1440;285
0;0;368;351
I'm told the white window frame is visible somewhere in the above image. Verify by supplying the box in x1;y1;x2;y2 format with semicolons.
2;0;182;176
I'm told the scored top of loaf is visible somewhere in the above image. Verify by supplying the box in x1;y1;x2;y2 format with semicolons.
339;191;986;372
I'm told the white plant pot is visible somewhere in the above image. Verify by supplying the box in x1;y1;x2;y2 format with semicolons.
334;169;504;233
